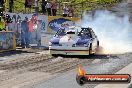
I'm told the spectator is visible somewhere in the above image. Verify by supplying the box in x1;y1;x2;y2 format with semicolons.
35;0;39;12
28;17;34;44
0;16;6;31
5;14;12;23
45;1;52;16
42;0;47;14
21;17;30;48
63;5;69;17
16;15;22;46
28;17;34;32
0;0;4;6
25;0;28;13
35;0;39;7
25;0;32;13
17;15;21;22
68;5;74;17
0;0;5;12
51;0;58;16
9;0;14;12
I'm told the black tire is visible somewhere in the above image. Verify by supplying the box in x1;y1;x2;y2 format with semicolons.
95;41;100;53
89;43;94;55
97;41;99;47
51;54;58;57
76;75;86;86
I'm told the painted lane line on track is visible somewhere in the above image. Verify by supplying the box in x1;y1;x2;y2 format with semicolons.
95;63;132;88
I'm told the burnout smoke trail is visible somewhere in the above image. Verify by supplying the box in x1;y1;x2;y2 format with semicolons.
79;10;132;54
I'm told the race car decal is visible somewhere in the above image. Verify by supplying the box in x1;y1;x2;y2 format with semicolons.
50;35;91;46
48;18;75;32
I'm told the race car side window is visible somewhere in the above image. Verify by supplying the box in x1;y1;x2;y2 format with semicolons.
90;28;96;38
78;28;92;38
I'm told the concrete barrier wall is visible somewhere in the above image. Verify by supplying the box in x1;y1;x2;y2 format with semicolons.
0;31;16;52
5;13;80;47
7;13;48;46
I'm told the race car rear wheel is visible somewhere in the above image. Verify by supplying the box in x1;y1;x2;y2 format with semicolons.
89;43;94;55
97;41;99;47
51;54;58;57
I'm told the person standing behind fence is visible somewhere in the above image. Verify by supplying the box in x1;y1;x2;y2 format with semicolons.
25;0;28;13
9;0;14;12
42;0;47;15
21;17;30;48
35;0;39;12
63;5;69;17
35;0;39;7
0;16;6;31
0;0;5;12
45;1;52;16
51;0;58;16
5;14;12;31
68;5;74;17
25;0;32;13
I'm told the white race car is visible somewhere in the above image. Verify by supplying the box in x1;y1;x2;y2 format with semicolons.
49;26;99;56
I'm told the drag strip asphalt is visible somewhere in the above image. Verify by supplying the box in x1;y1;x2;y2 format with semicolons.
33;53;132;88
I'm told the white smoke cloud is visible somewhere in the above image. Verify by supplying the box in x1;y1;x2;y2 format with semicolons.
78;10;132;54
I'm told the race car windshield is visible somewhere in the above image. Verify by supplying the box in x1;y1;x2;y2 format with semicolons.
78;28;92;38
55;29;66;36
